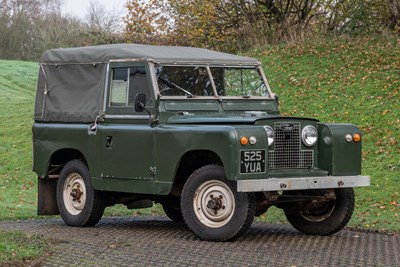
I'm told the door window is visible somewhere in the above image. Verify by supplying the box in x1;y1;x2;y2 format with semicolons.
110;66;152;107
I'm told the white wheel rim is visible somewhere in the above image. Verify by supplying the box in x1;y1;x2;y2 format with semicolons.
193;180;235;228
63;173;87;215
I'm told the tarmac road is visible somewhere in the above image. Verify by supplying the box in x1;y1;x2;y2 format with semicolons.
0;216;399;266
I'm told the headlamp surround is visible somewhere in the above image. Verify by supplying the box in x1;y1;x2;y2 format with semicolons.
302;125;318;147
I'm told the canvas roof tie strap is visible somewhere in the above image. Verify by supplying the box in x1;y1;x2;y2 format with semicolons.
91;115;101;130
40;65;49;95
88;114;105;135
39;64;48;119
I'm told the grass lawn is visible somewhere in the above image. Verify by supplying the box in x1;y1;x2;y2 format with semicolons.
0;230;48;265
0;35;399;265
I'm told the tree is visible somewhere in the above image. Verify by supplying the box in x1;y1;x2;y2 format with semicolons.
123;0;328;50
0;0;128;60
32;14;86;57
84;0;123;45
124;0;172;44
124;0;238;50
123;0;399;52
0;0;88;60
386;0;400;31
0;0;47;59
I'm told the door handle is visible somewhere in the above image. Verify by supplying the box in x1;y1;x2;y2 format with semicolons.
106;136;113;149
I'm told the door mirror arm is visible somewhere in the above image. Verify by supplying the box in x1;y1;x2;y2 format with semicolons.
134;93;156;126
274;94;279;106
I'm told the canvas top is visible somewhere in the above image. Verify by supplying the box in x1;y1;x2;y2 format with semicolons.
35;44;260;123
40;44;259;65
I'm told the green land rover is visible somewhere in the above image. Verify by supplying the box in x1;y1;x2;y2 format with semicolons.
33;44;370;241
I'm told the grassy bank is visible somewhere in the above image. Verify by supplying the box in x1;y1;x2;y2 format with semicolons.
0;36;399;235
253;36;400;231
0;60;38;219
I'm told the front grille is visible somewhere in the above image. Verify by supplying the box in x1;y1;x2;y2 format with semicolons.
268;122;314;169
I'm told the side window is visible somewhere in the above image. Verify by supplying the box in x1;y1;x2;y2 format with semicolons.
128;67;151;105
110;66;152;107
110;68;128;106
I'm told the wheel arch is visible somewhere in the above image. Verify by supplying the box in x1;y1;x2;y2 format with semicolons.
37;148;88;216
169;150;224;196
47;148;88;176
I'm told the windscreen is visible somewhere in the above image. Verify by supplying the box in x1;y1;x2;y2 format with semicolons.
155;65;214;97
155;65;269;98
210;67;268;97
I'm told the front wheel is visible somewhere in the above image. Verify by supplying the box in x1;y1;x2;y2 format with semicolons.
181;165;255;241
56;160;105;227
284;188;355;235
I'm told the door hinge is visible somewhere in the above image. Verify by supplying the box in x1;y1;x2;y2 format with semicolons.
149;166;157;176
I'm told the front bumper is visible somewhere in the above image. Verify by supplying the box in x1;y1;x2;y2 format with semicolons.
237;175;370;192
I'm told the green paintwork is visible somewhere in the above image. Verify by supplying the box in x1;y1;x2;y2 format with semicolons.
33;112;363;195
318;124;362;175
33;123;99;178
33;59;365;196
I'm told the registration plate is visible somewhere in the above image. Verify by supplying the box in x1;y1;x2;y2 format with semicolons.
240;150;266;174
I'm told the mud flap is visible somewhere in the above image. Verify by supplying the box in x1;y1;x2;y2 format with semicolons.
37;177;60;215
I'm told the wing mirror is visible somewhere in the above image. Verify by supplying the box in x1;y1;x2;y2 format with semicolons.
134;93;158;126
134;93;147;112
274;94;279;106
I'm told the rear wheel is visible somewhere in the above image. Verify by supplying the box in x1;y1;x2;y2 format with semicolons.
181;165;255;241
284;188;355;235
57;160;105;227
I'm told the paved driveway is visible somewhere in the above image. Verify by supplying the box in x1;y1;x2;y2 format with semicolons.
1;216;399;266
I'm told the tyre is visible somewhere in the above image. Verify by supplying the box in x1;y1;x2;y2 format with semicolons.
181;165;255;241
162;197;184;222
284;188;355;235
57;160;105;227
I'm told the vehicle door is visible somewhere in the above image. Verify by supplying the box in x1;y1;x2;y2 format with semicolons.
98;62;156;180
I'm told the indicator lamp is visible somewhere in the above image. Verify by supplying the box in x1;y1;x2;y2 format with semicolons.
240;137;248;145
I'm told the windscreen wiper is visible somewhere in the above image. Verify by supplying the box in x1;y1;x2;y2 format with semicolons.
159;77;193;98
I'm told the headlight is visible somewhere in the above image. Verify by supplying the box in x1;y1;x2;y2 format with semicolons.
302;125;318;147
263;126;274;147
